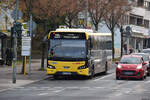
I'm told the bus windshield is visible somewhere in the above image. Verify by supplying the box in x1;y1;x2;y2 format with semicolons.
49;39;87;60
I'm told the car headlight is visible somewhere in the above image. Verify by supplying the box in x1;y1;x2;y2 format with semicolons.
117;65;122;69
47;65;55;69
136;65;142;69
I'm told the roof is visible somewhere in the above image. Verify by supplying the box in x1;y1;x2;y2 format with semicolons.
131;53;149;57
55;28;94;33
131;53;147;55
143;48;150;50
123;55;142;58
88;33;111;36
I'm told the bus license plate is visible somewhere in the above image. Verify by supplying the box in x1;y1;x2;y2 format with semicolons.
62;72;71;75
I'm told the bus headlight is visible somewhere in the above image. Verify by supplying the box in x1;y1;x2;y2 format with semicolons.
48;65;55;69
78;66;87;69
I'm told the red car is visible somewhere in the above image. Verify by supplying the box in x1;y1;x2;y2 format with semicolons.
116;55;147;80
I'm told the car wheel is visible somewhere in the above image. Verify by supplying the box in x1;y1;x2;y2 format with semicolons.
116;76;120;80
140;74;144;80
144;75;147;79
144;72;147;79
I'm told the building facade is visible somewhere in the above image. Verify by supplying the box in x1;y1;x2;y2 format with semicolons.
98;0;150;56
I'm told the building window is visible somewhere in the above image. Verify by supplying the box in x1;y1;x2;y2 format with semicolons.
137;18;143;26
130;16;136;25
137;0;144;7
144;1;150;10
144;1;148;7
144;19;149;28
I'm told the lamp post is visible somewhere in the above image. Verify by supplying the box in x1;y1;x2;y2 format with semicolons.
85;0;88;28
120;26;123;57
12;0;18;84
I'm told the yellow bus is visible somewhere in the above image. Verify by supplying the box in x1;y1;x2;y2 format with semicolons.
47;28;112;78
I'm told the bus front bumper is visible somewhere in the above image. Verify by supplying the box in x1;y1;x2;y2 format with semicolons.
46;68;89;76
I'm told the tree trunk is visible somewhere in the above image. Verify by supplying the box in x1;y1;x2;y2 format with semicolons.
69;19;72;28
121;31;123;57
111;30;115;59
95;24;98;31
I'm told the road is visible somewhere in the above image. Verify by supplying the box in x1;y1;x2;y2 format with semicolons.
0;67;150;100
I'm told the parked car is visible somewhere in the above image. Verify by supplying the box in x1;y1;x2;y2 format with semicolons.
131;53;150;76
116;55;147;80
141;48;150;55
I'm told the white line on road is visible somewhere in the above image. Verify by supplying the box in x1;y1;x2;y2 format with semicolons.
38;93;49;96
145;80;150;83
53;89;65;93
93;73;115;81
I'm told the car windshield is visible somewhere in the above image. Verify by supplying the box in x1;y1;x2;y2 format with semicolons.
120;57;141;64
49;39;86;59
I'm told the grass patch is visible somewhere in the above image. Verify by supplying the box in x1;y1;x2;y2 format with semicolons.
112;57;121;62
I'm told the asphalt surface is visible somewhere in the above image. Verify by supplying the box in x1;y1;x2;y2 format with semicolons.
0;67;150;100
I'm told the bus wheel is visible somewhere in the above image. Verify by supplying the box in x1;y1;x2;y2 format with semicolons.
103;62;108;75
53;75;59;79
89;66;95;79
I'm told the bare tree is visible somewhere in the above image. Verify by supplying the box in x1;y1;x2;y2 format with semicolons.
63;0;85;28
88;0;108;31
104;0;131;59
0;0;15;31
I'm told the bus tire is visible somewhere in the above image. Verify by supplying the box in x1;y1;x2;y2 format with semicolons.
103;62;108;75
89;65;95;79
53;75;59;79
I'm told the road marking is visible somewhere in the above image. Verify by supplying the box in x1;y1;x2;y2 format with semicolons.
38;93;49;96
115;93;122;96
53;89;65;93
66;87;78;89
53;87;63;89
93;73;115;81
145;80;150;83
0;88;14;93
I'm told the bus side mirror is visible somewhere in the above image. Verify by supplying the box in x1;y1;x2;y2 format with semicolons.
87;54;90;59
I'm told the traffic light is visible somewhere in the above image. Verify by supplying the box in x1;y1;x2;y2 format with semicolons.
14;22;22;36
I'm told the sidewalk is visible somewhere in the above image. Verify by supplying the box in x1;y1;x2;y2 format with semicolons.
0;59;48;92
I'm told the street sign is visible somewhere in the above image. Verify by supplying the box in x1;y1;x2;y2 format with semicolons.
11;10;23;20
126;26;131;32
21;23;29;37
21;37;31;56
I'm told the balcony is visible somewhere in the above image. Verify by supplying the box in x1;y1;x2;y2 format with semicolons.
124;25;149;38
131;7;146;17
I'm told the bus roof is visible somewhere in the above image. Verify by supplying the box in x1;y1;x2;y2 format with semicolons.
55;28;94;33
88;32;112;36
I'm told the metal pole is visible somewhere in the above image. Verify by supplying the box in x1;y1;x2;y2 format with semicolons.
29;15;32;76
85;0;88;28
12;0;18;84
24;56;26;75
28;0;32;76
127;37;129;54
